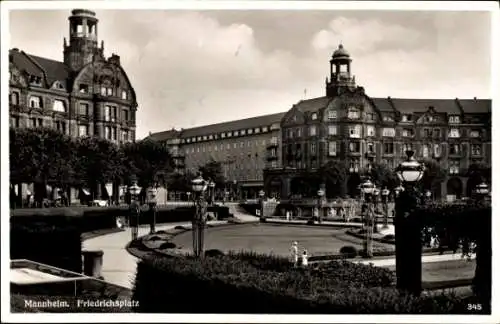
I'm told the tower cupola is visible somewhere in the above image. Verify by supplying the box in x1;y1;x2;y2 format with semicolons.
326;44;356;97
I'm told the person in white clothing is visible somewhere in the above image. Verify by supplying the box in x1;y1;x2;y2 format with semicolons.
301;249;309;267
290;241;299;267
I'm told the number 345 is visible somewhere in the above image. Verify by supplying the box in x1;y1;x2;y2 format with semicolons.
468;303;483;311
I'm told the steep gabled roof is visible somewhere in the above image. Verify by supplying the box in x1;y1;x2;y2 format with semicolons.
10;49;70;88
147;129;180;142
178;112;286;139
385;98;462;114
457;99;491;114
294;96;332;113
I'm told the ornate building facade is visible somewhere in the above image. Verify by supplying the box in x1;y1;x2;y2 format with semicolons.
263;44;491;201
9;9;138;204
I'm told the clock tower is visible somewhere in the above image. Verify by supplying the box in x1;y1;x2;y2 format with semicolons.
325;44;357;97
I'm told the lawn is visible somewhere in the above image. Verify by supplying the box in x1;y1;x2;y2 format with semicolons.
170;223;395;257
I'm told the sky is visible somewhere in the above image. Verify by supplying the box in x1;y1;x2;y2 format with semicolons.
8;6;493;140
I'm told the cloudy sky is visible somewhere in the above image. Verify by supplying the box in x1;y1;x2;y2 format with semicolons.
8;5;493;139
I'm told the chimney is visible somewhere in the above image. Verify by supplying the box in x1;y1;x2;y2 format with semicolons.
108;53;121;66
474;97;477;100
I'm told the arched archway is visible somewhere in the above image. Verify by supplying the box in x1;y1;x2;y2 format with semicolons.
446;177;463;199
290;177;309;198
267;176;282;200
347;173;362;198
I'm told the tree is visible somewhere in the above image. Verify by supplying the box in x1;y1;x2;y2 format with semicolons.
317;160;348;198
417;158;446;194
369;163;400;190
166;171;194;193
122;138;174;188
466;162;491;196
198;159;225;186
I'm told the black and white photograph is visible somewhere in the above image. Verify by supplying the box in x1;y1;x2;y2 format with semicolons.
2;0;498;322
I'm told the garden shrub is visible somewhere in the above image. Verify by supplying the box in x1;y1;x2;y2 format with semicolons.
339;245;358;258
174;225;186;230
132;252;474;314
158;242;176;250
205;249;225;257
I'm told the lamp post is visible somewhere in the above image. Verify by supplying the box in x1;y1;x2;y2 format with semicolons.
381;188;390;229
191;173;208;258
146;184;158;234
394;150;425;295
208;180;216;206
360;179;375;258
128;180;142;241
259;189;266;221
373;187;380;232
425;190;432;204
317;189;325;224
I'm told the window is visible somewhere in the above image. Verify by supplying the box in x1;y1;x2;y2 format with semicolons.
433;144;442;158
10;92;19;105
123;130;129;142
449;144;460;155
365;112;374;121
121;90;128;100
311;113;318;120
10;117;19;128
449;160;460;175
226;132;232;138
105;126;111;140
401;114;413;122
234;143;237;149
247;141;251;147
79;124;89;137
328;125;337;136
328;110;337;120
241;130;246;135
367;126;375;137
52;99;66;112
271;161;278;168
221;133;226;138
248;129;253;135
209;135;214;140
426;115;434;122
107;87;113;96
311;143;316;154
383;143;394;155
349;125;361;138
254;128;260;133
104;106;111;121
382;127;395;137
472;144;482;156
402;128;413;137
448;128;460;138
208;146;212;152
202;146;206;152
55;121;66;133
433;128;441;138
233;131;239;136
29;75;42;85
470;130;480;138
422;128;432;138
349;160;360;173
309;125;317;136
449;115;460;124
347;107;360;119
29;96;42;108
79;103;89;116
296;128;302;137
79;84;89;93
328;141;337;156
123;109;129;121
349;142;360;153
422;144;430;158
263;126;268;132
402;143;413;155
220;144;224;150
227;144;230;149
203;136;207;140
240;142;244;148
383;115;394;122
367;142;375;153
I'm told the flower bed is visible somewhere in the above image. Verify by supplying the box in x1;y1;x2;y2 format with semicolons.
132;251;478;314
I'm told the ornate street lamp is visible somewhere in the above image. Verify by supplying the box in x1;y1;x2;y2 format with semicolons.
317;188;325;223
360;178;375;258
474;182;489;204
128;180;142;241
191;173;208;257
394;150;425;295
258;190;266;221
381;188;390;229
425;190;432;204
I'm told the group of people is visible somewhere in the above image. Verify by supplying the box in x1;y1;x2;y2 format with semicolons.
290;241;309;267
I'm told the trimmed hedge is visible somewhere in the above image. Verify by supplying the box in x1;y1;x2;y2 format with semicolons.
10;211;83;273
132;252;476;314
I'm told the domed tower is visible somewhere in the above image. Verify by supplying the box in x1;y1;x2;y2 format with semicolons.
325;44;356;97
63;9;105;72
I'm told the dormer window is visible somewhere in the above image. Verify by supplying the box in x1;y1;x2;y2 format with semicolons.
52;99;66;112
248;129;253;135
347;107;360;119
254;127;260;133
29;75;42;86
449;115;460;124
383;115;394;122
311;113;318;120
401;114;413;122
121;90;128;100
448;128;460;138
262;126;269;132
209;135;213;140
328;110;337;120
427;116;434;122
241;130;246;135
203;135;208;140
79;84;89;93
101;86;113;96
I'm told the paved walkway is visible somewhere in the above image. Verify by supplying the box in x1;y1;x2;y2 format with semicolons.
351;252;476;267
82;208;259;289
